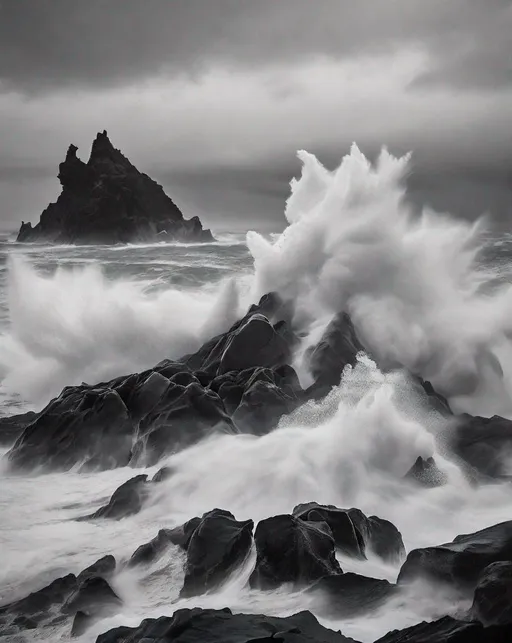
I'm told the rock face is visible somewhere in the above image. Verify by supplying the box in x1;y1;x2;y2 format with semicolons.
96;607;359;643
0;556;117;637
293;502;405;563
4;293;298;474
16;131;214;245
180;509;254;597
249;514;342;590
398;520;512;592
308;573;397;618
471;561;512;626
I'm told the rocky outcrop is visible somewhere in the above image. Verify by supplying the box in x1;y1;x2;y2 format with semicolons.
471;561;512;626
180;509;254;597
0;556;117;638
96;608;359;643
16;131;214;245
398;520;512;592
4;294;298;473
249;514;342;590
293;502;405;563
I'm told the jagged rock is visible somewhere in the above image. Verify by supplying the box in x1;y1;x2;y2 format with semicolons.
375;615;512;643
398;520;512;592
17;131;214;245
180;509;253;598
129;528;181;567
80;475;151;520
229;365;302;435
95;607;359;643
6;386;133;472
293;503;405;563
0;573;77;634
62;576;121;615
165;516;202;551
115;370;171;423
130;382;236;467
404;456;447;487
249;514;342;590
308;573;397;617
306;312;364;397
471;561;512;625
451;414;512;479
0;411;38;446
218;314;293;374
77;555;116;584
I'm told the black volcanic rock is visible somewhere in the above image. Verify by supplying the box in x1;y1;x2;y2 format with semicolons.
471;561;512;625
180;509;254;598
6;386;133;472
249;514;342;590
17;131;214;245
306;311;364;398
80;475;152;520
96;607;359;643
375;615;512;643
308;573;397;618
293;502;405;563
398;520;512;592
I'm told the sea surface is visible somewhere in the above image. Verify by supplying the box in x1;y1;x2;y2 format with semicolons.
2;146;512;643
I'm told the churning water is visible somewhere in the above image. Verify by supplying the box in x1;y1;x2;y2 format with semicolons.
1;145;512;642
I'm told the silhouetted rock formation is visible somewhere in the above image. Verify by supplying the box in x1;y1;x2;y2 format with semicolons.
96;608;359;643
16;131;214;245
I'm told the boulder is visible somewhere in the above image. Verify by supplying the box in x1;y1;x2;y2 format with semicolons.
16;131;214;245
95;607;358;643
404;456;447;488
6;387;133;472
375;615;512;643
308;573;397;617
293;503;405;563
249;514;342;590
180;509;254;597
471;561;512;625
165;516;202;551
398;520;512;592
80;475;151;520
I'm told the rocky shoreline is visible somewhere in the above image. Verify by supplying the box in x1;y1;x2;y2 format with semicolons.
16;131;214;245
2;292;512;641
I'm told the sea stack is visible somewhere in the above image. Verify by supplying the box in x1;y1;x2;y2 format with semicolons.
16;130;214;245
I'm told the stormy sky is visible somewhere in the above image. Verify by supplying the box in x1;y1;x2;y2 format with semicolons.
0;0;511;232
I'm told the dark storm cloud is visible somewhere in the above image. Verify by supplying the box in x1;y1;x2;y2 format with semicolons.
0;0;510;93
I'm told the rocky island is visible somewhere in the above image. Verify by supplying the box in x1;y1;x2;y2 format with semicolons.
16;130;214;245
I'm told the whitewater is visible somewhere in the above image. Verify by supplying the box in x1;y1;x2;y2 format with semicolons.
2;145;512;642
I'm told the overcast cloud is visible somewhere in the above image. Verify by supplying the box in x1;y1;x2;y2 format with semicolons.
0;0;511;230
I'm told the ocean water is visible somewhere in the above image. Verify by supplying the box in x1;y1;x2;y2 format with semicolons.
1;145;512;642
